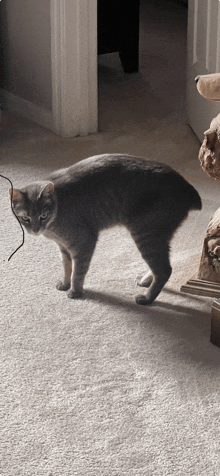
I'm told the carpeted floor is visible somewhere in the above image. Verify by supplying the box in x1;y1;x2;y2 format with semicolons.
1;1;220;475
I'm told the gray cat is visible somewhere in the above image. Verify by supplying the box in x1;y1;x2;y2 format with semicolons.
9;154;201;305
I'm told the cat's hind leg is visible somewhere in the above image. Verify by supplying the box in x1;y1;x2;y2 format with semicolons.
131;231;172;305
136;271;153;288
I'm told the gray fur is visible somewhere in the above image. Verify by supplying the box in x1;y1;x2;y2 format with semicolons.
10;154;202;304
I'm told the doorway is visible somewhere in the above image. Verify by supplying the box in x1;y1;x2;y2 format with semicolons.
98;0;189;134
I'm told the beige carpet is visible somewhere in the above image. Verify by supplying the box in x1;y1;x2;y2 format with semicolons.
1;1;220;475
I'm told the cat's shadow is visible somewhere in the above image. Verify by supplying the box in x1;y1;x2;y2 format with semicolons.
84;285;209;315
84;286;211;330
83;287;218;367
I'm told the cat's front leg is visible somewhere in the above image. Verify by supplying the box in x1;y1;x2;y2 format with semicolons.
67;257;87;299
67;241;97;299
56;246;72;291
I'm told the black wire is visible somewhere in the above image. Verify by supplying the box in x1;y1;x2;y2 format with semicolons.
0;174;25;261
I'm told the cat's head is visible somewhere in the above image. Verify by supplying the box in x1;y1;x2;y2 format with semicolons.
9;181;57;235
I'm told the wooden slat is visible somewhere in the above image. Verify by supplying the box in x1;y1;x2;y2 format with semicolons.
181;274;220;298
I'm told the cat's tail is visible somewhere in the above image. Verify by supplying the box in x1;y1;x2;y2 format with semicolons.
173;172;202;213
185;181;202;212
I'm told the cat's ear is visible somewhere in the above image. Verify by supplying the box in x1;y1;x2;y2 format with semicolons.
39;182;54;198
9;189;24;202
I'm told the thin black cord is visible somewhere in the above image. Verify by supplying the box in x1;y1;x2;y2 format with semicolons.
0;174;25;261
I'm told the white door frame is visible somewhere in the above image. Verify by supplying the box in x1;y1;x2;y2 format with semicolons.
0;0;97;137
50;0;98;137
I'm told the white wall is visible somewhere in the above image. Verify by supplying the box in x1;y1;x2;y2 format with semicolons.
2;0;52;110
187;0;220;142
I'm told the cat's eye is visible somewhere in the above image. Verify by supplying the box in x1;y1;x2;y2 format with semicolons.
40;212;48;220
21;216;30;222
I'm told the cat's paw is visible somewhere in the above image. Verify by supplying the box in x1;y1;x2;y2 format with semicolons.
56;280;70;291
67;289;84;299
136;273;153;288
135;293;154;305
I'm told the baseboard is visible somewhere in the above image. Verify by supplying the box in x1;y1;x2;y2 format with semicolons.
211;299;220;347
0;88;54;132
